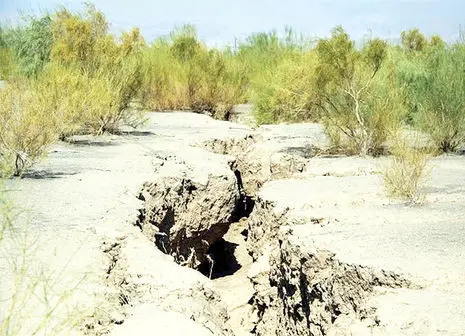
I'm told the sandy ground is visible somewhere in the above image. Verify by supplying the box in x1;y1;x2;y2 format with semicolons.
0;112;251;335
258;154;465;335
3;108;465;335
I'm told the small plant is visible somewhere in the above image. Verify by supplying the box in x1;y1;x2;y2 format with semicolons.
383;137;431;203
0;181;87;335
401;28;427;52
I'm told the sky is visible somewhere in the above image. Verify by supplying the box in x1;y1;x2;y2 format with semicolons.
1;0;464;46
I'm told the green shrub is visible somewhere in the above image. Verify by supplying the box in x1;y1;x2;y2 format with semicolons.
238;27;310;101
50;5;146;134
39;62;145;137
315;27;404;155
0;80;59;176
140;25;246;119
51;4;107;73
383;136;430;203
140;39;189;111
1;14;53;78
0;4;147;176
188;48;247;119
252;52;318;124
400;28;445;53
401;45;465;152
401;28;427;52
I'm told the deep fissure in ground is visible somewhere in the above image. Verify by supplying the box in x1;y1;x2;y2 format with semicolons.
136;165;255;279
200;169;254;278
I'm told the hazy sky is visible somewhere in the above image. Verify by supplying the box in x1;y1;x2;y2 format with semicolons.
1;0;464;46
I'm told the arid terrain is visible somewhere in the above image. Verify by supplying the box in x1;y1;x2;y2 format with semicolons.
1;108;465;336
2;1;465;335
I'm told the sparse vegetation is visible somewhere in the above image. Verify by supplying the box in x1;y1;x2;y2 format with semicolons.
383;136;431;203
0;1;464;173
0;4;148;173
50;5;146;134
3;3;465;334
0;181;86;335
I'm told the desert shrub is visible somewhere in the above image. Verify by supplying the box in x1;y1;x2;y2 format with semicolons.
170;25;246;119
400;28;445;53
138;27;195;111
1;14;53;78
429;34;446;49
50;5;145;134
38;61;145;137
383;136;430;203
252;52;318;124
238;31;284;90
169;24;202;62
400;44;465;152
401;28;427;52
51;5;107;73
140;25;246;119
238;28;316;124
139;39;189;110
0;80;59;176
0;5;146;175
238;27;310;101
0;47;16;79
315;27;404;155
37;64;90;136
0;29;16;79
188;48;247;119
38;64;115;136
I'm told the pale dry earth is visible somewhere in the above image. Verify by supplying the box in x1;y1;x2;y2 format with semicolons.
248;155;465;336
1;108;465;336
0;112;251;335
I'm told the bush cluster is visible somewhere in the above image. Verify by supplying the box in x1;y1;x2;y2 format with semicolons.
1;3;464;177
243;27;465;154
139;25;247;119
0;5;145;175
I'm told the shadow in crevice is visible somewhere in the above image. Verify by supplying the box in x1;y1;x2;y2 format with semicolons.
279;146;314;159
118;130;155;137
424;185;465;195
154;208;175;255
20;170;78;179
232;169;255;221
66;138;118;147
200;238;241;279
